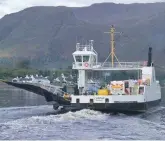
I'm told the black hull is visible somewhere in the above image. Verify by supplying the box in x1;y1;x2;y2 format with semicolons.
1;81;161;115
2;81;70;105
66;99;161;114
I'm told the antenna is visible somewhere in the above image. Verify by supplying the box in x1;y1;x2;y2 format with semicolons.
90;40;94;49
104;25;122;67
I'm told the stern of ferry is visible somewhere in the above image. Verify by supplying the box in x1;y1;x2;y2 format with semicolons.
70;31;161;114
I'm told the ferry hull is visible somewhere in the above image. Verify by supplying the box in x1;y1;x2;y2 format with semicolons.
69;99;161;114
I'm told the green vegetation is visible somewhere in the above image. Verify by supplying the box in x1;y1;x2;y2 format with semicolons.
16;59;30;69
0;65;78;82
0;68;38;80
0;62;165;86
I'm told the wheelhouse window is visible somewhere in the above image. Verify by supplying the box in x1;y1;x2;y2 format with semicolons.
75;56;82;62
83;56;90;62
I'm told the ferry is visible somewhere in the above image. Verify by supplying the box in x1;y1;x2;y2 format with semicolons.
2;25;161;114
64;25;161;113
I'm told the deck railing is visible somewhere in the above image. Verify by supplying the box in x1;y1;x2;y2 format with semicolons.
97;62;146;68
40;84;73;96
17;82;71;97
73;61;147;69
76;44;98;55
76;46;91;51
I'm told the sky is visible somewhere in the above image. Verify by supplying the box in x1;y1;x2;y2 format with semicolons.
0;0;164;18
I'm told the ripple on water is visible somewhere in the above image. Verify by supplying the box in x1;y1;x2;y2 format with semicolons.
1;106;165;139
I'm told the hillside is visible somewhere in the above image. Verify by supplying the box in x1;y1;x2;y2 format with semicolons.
0;3;164;68
73;2;165;26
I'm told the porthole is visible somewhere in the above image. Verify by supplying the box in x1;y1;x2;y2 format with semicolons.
76;98;80;103
90;99;93;104
105;98;109;103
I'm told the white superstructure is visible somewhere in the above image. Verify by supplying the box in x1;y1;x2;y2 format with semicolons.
69;26;161;112
71;41;161;103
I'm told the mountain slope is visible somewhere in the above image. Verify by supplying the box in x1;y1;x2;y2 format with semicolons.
0;3;164;68
73;2;165;26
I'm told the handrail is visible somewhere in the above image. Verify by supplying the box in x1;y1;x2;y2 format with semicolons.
40;83;74;97
11;81;72;97
73;61;146;69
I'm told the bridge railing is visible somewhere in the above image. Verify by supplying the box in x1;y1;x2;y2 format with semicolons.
73;61;147;69
40;84;73;98
97;62;146;68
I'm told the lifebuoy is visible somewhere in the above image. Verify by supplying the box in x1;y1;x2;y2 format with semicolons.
84;63;89;67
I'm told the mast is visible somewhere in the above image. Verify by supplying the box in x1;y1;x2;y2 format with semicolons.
104;25;121;68
110;25;115;67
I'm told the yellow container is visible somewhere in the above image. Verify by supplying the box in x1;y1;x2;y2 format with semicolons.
63;94;70;100
98;89;109;96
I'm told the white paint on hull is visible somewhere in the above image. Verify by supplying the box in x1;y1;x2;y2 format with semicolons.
145;83;161;102
71;95;145;103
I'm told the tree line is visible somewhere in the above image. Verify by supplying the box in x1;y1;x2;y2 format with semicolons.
0;59;165;85
0;59;77;81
